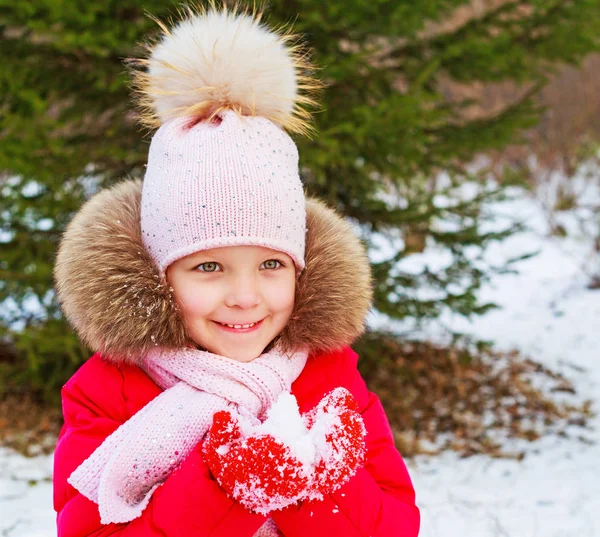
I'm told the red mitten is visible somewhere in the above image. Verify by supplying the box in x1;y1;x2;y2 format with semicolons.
203;389;366;513
202;410;309;514
304;388;367;498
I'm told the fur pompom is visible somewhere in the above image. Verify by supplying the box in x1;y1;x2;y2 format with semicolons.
131;4;320;135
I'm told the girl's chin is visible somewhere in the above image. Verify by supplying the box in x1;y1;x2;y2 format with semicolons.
213;348;262;362
198;338;266;361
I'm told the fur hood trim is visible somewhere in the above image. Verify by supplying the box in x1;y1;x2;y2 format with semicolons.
54;180;372;363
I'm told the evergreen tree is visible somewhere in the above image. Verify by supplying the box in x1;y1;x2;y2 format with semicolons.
1;0;599;401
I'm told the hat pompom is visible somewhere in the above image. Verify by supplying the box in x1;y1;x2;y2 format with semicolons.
131;4;320;135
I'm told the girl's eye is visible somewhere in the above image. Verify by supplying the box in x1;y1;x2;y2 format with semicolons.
261;259;282;270
197;262;221;272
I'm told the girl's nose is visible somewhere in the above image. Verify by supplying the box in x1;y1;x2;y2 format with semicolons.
224;277;262;309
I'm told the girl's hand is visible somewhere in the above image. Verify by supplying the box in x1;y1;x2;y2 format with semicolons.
202;388;366;514
303;388;367;498
202;410;309;514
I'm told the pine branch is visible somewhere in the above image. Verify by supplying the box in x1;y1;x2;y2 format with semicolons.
387;0;523;63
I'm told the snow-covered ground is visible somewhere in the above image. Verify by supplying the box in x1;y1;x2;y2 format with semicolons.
411;226;600;537
0;449;54;536
395;177;600;537
1;177;599;536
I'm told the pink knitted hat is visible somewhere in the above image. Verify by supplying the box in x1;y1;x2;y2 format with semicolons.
134;6;319;273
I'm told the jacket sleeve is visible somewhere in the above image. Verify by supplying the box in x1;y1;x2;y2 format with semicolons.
272;348;420;537
54;360;267;537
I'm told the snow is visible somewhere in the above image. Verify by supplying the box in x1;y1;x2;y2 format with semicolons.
232;390;350;469
1;175;599;536
371;176;600;537
249;392;318;467
0;450;54;536
207;388;365;513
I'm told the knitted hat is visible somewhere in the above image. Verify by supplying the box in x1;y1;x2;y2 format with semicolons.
133;6;320;273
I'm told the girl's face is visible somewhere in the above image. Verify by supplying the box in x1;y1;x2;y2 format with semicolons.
166;245;296;362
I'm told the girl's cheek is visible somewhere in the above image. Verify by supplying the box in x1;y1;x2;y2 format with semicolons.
177;284;215;319
265;275;296;312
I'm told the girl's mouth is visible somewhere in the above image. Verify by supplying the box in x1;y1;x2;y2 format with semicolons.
213;319;264;333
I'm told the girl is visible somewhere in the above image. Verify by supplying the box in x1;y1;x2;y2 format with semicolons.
53;5;420;537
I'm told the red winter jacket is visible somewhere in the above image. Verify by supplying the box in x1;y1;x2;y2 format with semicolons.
54;346;419;537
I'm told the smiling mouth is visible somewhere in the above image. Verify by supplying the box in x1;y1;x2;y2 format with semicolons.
213;319;264;332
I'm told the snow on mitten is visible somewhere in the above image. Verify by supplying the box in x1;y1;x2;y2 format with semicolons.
202;409;309;515
303;387;367;498
203;389;367;513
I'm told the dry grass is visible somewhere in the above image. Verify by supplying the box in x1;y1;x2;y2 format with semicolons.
0;394;62;456
357;334;594;458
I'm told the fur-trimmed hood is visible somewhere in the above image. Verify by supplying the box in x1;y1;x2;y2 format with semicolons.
54;180;372;364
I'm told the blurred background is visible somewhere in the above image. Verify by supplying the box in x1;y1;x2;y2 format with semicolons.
1;1;599;536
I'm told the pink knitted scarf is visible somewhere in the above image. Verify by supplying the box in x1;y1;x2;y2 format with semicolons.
68;346;308;526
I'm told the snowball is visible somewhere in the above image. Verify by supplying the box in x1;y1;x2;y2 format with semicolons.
208;388;366;514
236;391;342;469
